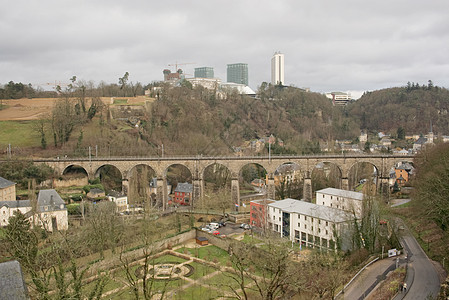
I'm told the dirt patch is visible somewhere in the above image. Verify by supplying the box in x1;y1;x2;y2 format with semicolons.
0;96;155;121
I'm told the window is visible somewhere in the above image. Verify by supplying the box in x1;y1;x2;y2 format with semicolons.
298;222;300;227
279;217;281;221
318;228;321;233
318;220;321;225
311;217;314;222
304;216;307;221
305;224;307;229
273;216;275;220
323;202;325;205
326;221;328;226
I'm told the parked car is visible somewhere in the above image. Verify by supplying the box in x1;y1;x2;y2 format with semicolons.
240;223;251;230
218;221;226;227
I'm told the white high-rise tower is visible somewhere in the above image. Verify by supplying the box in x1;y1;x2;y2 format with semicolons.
271;52;284;85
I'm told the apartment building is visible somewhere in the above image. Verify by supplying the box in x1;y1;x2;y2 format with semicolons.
267;198;354;250
316;188;364;218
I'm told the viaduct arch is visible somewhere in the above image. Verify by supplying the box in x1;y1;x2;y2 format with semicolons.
34;154;414;210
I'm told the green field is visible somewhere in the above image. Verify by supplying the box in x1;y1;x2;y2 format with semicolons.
0;120;41;147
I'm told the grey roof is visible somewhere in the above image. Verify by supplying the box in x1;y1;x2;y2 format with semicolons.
107;190;126;198
0;200;31;209
268;198;354;223
0;176;15;189
415;136;427;145
37;189;66;211
316;188;364;201
174;182;192;193
89;188;105;194
0;260;29;300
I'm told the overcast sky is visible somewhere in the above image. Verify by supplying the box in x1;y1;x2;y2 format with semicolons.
1;0;448;98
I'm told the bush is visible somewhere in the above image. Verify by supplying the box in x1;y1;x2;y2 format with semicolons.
67;203;81;215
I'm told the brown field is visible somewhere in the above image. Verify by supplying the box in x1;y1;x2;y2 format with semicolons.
0;96;153;121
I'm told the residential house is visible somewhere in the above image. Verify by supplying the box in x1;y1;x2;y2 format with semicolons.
268;198;354;250
173;182;193;206
380;137;392;148
413;136;427;152
394;162;414;186
28;189;68;231
87;188;105;200
0;200;32;227
107;191;128;212
0;176;16;201
316;188;364;218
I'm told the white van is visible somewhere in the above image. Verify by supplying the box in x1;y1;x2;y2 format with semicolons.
209;223;219;230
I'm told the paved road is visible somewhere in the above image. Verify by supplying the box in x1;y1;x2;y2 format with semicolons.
337;257;398;300
397;229;441;300
337;219;441;300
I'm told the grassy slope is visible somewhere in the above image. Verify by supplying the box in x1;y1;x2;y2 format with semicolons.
0;120;42;147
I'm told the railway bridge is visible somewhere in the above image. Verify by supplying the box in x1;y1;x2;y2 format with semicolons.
33;154;414;209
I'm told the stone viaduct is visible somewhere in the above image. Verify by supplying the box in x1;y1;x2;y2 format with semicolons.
32;154;415;209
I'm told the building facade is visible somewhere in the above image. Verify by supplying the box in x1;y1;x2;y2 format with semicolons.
267;198;354;250
250;199;274;228
107;191;129;212
316;188;364;218
194;67;214;79
271;52;284;85
173;182;193;206
0;177;16;202
227;63;248;86
0;189;68;231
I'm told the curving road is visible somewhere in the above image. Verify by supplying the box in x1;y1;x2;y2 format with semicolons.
399;228;441;300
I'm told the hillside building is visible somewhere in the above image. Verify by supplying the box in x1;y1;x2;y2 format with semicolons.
326;92;352;106
271;52;284;85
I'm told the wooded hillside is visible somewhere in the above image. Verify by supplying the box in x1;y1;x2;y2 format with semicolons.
348;82;449;136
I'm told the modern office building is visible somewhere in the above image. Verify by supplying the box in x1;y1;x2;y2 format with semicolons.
227;63;248;86
271;52;284;85
194;67;214;79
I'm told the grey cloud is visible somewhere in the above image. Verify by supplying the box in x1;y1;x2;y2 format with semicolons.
1;0;449;95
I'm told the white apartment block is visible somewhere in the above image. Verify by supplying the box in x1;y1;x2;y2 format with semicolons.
271;52;284;85
325;92;352;106
268;199;354;251
316;188;364;218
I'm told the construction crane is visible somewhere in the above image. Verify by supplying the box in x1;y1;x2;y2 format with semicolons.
33;81;70;90
168;62;196;72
